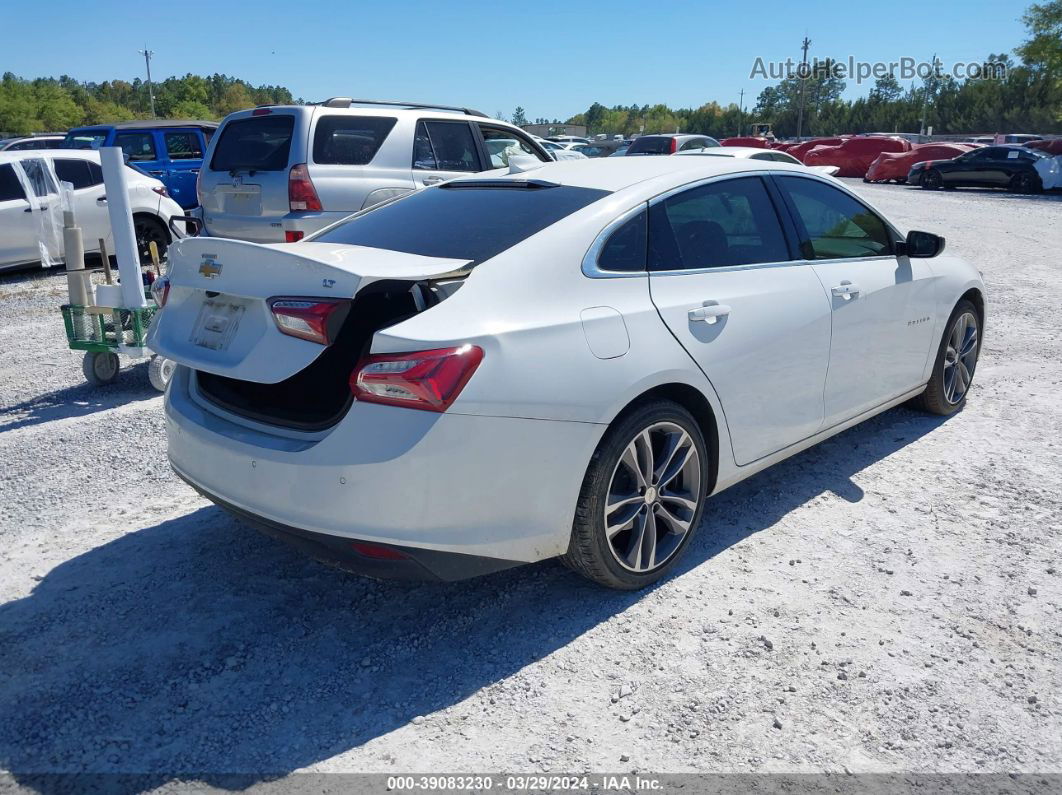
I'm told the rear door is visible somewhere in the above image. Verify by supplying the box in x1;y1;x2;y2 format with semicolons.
161;129;205;209
308;112;406;213
201;112;299;242
0;162;36;267
411;120;482;188
474;123;551;168
774;175;937;424
50;157;111;252
646;174;832;465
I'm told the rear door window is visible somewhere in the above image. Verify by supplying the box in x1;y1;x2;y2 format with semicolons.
52;158;94;189
412;121;481;172
164;131;204;160
627;137;672;155
210;115;295;172
648;176;790;270
19;157;59;197
0;164;25;201
313;115;397;165
115;132;157;162
63;131;108;149
313;182;609;264
597;209;647;272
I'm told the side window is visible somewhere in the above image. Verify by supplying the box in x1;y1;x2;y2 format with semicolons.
164;132;204;160
648;176;790;271
597;209;647;272
778;176;892;260
19;158;59;197
52;159;94;189
86;162;104;185
412;121;480;172
478;126;550;166
115;132;157;162
0;164;25;201
750;152;774;161
312;115;397;165
679;139;704;151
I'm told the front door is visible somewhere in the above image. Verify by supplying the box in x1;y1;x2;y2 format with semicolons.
646;175;832;465
410;120;482;188
0;163;36;267
50;157;112;254
775;175;938;425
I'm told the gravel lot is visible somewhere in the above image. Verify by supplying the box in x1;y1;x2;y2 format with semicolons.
0;181;1060;784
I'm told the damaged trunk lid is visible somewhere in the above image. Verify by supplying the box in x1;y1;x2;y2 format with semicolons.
147;237;470;384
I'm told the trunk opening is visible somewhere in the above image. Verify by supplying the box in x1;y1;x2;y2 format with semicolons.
195;280;453;431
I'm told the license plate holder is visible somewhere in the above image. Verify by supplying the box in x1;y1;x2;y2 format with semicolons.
191;298;246;351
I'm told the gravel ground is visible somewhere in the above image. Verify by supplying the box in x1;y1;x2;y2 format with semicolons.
0;181;1060;784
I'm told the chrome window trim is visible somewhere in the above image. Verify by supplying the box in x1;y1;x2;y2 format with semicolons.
581;201;649;279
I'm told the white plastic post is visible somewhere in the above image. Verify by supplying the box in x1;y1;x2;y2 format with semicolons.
99;147;148;309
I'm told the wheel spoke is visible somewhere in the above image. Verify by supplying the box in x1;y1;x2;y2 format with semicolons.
634;430;655;486
654;502;691;536
659;492;698;512
607;508;639;540
639;510;658;569
957;361;971;393
960;328;978;358
619;443;648;491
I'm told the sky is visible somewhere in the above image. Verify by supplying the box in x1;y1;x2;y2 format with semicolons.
5;0;1029;121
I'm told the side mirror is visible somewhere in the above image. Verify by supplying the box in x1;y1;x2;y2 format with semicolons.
900;230;945;258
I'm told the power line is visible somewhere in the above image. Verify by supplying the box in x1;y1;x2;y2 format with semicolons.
138;46;156;118
796;36;811;140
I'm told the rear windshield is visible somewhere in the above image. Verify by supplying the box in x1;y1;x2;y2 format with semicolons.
210;115;294;172
313;183;610;264
313;115;396;165
627;137;672;155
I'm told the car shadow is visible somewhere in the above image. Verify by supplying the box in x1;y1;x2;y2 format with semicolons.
0;404;949;790
0;361;157;434
899;184;1062;201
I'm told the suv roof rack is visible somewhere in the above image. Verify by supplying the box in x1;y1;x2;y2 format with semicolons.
316;97;488;118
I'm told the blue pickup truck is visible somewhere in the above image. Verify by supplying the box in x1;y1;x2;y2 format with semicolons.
62;120;218;209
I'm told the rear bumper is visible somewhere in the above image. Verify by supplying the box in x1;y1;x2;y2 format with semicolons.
166;366;602;566
179;472;523;581
201;210;353;243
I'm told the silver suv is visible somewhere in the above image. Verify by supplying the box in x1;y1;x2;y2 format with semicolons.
197;99;554;243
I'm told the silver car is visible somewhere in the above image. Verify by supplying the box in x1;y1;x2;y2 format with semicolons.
197;99;553;243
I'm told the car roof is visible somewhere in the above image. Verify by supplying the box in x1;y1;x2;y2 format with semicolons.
675;146;771;158
0;149;102;164
449;156;806;194
69;120;218;132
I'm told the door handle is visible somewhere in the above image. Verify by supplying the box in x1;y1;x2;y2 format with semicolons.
24;205;48;212
422;176;445;185
688;303;731;324
831;281;861;300
96;196;107;203
148;170;165;177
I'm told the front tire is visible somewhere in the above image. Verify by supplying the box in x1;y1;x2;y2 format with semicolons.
563;400;709;590
148;355;175;392
921;169;943;190
914;300;980;416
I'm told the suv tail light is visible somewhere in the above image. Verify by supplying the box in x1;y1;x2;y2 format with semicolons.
669;138;678;154
288;163;322;212
269;298;347;345
351;345;484;413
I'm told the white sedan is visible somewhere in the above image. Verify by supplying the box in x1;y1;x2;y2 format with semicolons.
0;150;184;271
148;157;984;589
677;145;841;176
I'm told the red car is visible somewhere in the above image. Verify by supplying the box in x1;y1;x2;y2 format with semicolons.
720;136;769;148
1027;139;1062;156
866;143;978;183
787;137;846;162
804;136;912;178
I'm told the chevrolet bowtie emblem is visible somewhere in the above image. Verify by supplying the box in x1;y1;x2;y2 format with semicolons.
199;256;222;278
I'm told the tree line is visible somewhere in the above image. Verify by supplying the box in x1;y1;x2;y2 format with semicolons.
0;72;296;136
564;1;1060;138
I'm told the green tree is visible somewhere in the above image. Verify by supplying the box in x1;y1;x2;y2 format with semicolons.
510;106;527;126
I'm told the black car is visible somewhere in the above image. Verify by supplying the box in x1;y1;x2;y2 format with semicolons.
909;145;1047;193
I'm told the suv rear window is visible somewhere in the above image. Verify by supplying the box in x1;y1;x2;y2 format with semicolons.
211;115;295;172
627;136;673;155
313;115;396;165
313;182;609;264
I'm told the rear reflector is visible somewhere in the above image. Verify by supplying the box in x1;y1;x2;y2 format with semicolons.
350;542;407;560
351;345;484;413
269;298;347;345
288;163;322;212
285;230;304;243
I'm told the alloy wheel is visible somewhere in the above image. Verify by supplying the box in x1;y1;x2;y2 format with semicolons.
604;422;703;572
943;311;978;405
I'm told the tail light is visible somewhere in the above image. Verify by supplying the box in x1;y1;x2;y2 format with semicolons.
285;230;304;243
151;275;170;307
351;345;484;413
195;168;205;207
151;185;170;198
669;138;678;154
288;164;322;212
269;298;347;345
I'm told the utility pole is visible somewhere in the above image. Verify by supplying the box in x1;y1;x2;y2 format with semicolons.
737;89;744;136
795;36;811;140
919;53;937;136
138;46;156;118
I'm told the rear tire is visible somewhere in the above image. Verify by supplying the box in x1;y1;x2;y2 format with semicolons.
134;216;169;265
83;351;120;386
913;300;980;416
148;355;175;392
1009;172;1041;194
563;400;709;590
